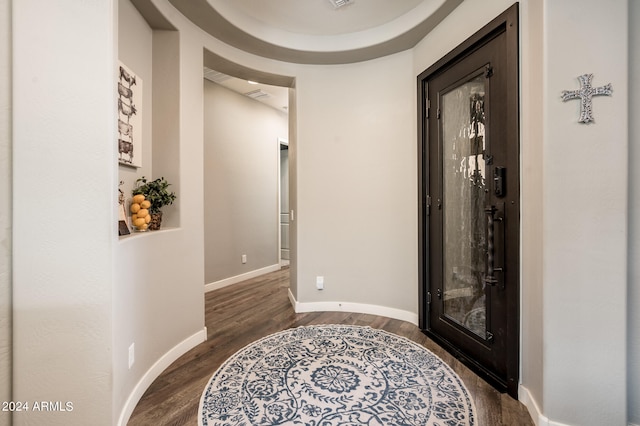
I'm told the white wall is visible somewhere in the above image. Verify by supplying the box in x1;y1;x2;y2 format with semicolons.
0;1;11;425
114;0;153;418
293;52;418;321
288;86;299;299
12;0;117;424
151;30;181;228
203;81;287;285
518;0;545;413
543;1;628;424
113;1;205;424
628;0;640;423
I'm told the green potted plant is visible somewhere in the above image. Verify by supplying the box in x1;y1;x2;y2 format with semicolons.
132;176;176;230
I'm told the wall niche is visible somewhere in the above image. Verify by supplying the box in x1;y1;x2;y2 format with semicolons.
119;0;180;234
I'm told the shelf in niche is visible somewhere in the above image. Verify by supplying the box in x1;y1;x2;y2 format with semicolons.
118;226;180;242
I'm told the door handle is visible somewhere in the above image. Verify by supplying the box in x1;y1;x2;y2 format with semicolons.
484;205;503;286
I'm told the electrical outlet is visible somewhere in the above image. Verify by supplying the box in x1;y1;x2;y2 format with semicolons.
242;254;247;264
128;343;135;369
316;276;324;290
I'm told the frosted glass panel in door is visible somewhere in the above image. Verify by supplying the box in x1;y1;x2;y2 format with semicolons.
441;75;487;339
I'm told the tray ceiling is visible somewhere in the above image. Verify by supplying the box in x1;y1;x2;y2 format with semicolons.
168;0;464;64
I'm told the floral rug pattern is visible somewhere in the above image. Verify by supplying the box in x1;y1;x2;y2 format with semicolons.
199;324;475;425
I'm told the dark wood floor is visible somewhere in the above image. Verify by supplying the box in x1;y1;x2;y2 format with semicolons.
128;267;533;425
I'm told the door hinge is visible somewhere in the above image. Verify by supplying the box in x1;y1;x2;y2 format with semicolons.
486;331;494;343
426;99;430;118
426;195;431;216
437;108;441;119
427;291;432;305
485;65;493;78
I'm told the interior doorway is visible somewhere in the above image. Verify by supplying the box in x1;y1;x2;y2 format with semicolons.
202;50;295;291
417;4;520;397
279;138;290;266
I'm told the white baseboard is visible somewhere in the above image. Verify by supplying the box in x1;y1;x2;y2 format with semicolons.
205;264;281;293
519;384;575;426
519;384;546;426
287;289;419;325
519;384;638;426
117;327;207;426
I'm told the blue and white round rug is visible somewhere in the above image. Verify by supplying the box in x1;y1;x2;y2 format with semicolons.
199;324;476;425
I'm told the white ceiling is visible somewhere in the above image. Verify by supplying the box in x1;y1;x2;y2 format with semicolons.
169;0;464;64
204;68;289;114
215;0;425;36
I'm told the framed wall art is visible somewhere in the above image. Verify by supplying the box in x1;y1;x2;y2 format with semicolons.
117;62;142;167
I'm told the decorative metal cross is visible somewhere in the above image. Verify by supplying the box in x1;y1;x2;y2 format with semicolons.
561;74;612;124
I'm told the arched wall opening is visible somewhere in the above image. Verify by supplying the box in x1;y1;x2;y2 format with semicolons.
202;48;299;297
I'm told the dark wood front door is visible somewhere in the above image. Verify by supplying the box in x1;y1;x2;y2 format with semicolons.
418;4;520;397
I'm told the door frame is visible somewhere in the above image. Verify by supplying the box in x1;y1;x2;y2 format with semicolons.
417;3;520;397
